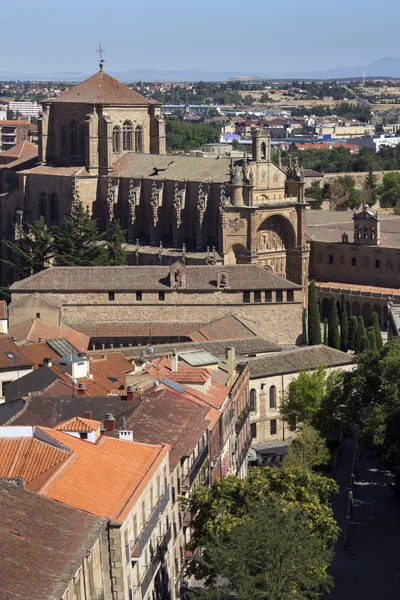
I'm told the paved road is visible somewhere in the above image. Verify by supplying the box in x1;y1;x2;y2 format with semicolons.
326;447;400;599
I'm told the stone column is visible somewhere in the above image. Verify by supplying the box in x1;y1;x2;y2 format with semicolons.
38;105;49;164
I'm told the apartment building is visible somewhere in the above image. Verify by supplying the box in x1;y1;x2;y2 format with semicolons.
0;119;37;151
8;100;42;118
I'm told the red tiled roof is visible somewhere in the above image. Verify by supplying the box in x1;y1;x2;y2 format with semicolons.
9;319;90;350
20;343;59;369
0;140;38;158
189;314;258;342
70;320;202;338
0;335;33;370
48;71;151;106
37;427;168;522
0;436;70;484
55;417;102;432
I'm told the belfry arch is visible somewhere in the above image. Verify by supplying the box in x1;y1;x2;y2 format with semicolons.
257;215;296;252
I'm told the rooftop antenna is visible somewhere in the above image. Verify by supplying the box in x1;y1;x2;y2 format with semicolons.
97;42;105;72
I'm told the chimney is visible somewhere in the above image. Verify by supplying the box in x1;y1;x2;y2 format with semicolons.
84;410;92;420
78;383;86;396
226;347;235;387
120;416;127;430
104;412;115;431
171;351;178;372
43;357;53;367
38;337;44;343
126;385;135;402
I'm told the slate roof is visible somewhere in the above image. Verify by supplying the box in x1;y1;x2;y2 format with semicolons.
37;427;168;522
245;344;353;378
0;480;108;600
124;387;210;469
10;264;299;292
112;152;231;183
0;436;70;484
47;71;151;105
0;335;33;370
7;394;138;428
4;366;59;402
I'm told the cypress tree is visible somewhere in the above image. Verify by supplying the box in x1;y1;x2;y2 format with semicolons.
348;316;358;351
328;295;340;349
340;296;349;352
105;220;128;266
372;311;383;351
367;326;377;353
355;316;366;353
360;334;371;353
302;308;308;346
308;280;322;346
323;318;328;345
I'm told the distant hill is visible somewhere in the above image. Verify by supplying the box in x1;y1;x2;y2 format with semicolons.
3;57;400;82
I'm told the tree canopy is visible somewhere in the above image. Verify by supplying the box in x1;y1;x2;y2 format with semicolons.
282;424;330;471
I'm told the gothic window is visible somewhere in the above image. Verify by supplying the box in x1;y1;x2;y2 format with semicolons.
69;120;78;156
249;389;256;412
61;125;68;156
269;385;276;409
261;142;266;160
135;126;143;153
78;125;85;156
39;192;47;218
49;193;59;223
123;120;132;151
113;126;120;153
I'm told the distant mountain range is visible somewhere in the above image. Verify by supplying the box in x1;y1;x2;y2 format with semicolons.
4;57;400;82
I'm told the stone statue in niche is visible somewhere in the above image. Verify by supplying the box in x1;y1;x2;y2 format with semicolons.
364;226;369;239
174;268;182;286
220;273;227;288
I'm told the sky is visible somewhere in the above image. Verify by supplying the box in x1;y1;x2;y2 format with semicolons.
2;0;400;74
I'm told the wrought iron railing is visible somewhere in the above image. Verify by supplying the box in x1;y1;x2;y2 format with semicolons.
135;486;170;555
182;444;208;489
140;525;171;597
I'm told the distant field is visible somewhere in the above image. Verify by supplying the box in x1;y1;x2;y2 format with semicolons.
236;89;357;108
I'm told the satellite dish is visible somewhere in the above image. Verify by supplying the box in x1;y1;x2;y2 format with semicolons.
146;346;154;355
154;380;160;387
246;448;258;462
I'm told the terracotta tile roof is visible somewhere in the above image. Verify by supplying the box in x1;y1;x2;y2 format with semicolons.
0;140;38;158
47;71;151;106
189;314;259;342
55;416;102;432
0;436;70;484
10;264;300;292
245;344;353;379
0;335;33;370
8;394;138;428
0;300;7;320
315;281;400;296
20;164;89;176
70;320;203;338
9;318;90;350
19;343;59;369
0;120;29;125
37;427;168;522
124;388;210;469
0;480;108;600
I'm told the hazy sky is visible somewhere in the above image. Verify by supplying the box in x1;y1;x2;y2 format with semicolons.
3;0;400;73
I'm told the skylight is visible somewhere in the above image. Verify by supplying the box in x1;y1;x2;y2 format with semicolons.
6;352;15;359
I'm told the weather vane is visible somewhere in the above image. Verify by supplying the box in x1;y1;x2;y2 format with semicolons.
97;42;105;71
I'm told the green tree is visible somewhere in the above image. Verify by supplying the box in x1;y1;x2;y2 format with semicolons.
2;216;54;280
308;280;322;345
282;424;330;471
105;220;127;266
367;326;377;353
185;466;339;583
328;295;340;350
302;308;308;345
281;366;326;430
194;498;334;600
305;180;323;210
360;334;371;352
348;315;358;351
355;316;366;353
340;296;349;352
323;317;328;345
372;311;383;351
364;169;378;206
53;200;106;266
379;171;400;207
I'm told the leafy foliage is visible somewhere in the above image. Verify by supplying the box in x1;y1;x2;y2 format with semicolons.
302;308;308;345
348;315;358;351
283;425;330;471
340;296;349;352
354;316;366;354
105;220;128;266
372;311;383;351
166;120;220;151
185;467;339;583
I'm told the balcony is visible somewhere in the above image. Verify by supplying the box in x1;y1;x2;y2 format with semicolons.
235;405;250;435
182;444;208;491
140;525;171;597
133;485;170;556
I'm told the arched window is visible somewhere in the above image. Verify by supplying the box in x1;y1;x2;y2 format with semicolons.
269;385;276;409
250;388;256;412
39;192;47;218
113;126;121;153
135;126;143;153
49;193;59;223
122;121;132;151
261;142;266;160
78;125;85;156
61;125;68;156
69;120;78;156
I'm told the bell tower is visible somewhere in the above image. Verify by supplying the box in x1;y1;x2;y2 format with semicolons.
251;127;271;163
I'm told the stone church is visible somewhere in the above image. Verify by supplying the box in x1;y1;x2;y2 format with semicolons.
0;68;309;297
